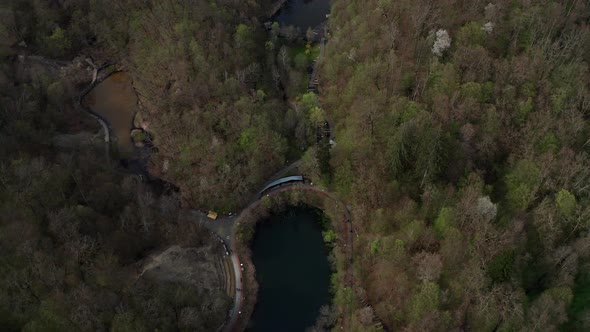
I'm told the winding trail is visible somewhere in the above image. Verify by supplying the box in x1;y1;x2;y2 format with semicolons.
17;53;114;163
227;253;243;331
308;37;335;142
77;60;113;163
308;37;326;90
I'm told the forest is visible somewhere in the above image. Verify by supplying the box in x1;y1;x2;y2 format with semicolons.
1;0;590;331
318;0;590;330
0;48;230;330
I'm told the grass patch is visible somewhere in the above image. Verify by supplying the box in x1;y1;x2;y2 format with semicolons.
288;42;321;65
131;130;148;143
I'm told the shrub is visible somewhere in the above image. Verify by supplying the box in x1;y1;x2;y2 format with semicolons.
409;281;440;323
488;249;515;283
505;159;541;211
434;207;455;238
555;189;576;217
456;22;486;47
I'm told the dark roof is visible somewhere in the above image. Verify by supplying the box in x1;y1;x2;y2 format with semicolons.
259;176;304;197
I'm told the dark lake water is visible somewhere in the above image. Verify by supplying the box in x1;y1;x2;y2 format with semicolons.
248;206;331;332
275;0;331;32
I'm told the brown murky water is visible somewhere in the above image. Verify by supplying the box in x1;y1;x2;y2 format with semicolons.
84;72;137;157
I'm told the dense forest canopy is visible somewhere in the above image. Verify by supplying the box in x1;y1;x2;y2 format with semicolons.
320;0;590;330
1;0;590;331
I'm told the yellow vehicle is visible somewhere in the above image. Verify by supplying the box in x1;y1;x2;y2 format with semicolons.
207;211;218;220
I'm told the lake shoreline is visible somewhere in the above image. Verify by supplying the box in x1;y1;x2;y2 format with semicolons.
268;0;288;17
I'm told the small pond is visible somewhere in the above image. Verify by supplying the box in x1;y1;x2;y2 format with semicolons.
84;72;138;157
275;0;331;33
248;206;331;331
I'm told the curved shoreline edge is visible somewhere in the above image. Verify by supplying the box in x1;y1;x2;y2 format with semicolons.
230;183;354;331
77;60;114;162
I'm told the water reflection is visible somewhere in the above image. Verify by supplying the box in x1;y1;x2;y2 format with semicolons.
275;0;331;33
248;206;331;332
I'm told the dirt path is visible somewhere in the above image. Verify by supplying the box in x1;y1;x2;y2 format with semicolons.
224;253;244;332
77;60;114;163
18;53;113;163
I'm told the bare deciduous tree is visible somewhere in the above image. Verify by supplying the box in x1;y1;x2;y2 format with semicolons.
278;45;290;68
413;251;443;282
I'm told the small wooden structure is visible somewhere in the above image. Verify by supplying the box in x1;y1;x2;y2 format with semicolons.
207;211;218;220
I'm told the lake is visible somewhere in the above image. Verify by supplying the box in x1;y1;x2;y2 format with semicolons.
248;206;332;331
275;0;331;33
83;72;137;158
